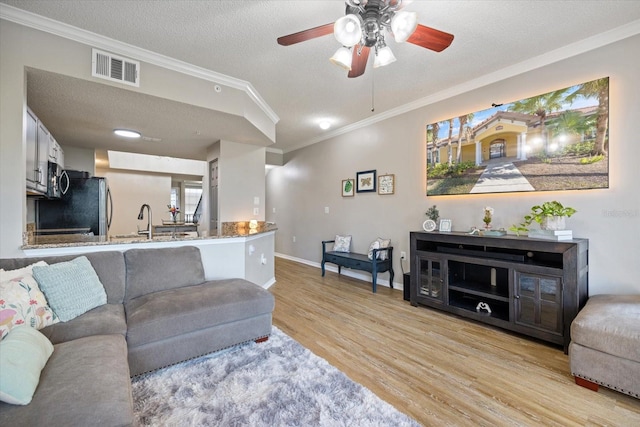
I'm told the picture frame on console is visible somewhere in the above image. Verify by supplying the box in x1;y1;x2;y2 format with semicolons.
426;77;609;196
439;219;452;232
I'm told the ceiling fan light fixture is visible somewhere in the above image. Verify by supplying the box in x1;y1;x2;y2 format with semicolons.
113;129;141;138
334;14;362;47
373;45;396;68
330;46;353;70
391;11;418;43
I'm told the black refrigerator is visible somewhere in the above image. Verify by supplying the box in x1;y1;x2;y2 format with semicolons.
36;172;112;237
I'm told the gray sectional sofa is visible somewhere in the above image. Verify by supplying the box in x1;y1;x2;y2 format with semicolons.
0;245;275;425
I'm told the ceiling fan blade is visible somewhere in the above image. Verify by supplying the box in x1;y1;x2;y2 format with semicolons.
348;46;370;78
277;23;334;46
406;24;454;52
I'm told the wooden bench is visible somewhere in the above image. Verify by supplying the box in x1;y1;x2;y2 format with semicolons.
321;240;394;293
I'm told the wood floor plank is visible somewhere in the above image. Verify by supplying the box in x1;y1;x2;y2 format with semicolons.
270;257;640;426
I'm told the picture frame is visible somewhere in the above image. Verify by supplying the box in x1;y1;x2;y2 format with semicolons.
378;174;395;195
341;179;355;197
426;76;609;196
356;170;377;193
439;219;452;232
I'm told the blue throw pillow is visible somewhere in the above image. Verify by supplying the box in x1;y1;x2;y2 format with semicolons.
32;256;107;322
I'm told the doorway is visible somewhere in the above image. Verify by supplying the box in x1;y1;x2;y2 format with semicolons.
490;139;506;159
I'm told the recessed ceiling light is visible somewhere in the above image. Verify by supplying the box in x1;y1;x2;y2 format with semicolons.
114;129;141;138
319;121;331;130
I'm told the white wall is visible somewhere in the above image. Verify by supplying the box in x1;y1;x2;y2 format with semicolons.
217;140;266;222
62;145;96;174
266;34;640;296
96;168;171;236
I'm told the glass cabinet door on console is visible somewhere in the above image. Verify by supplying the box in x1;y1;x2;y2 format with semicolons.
514;272;563;335
416;256;444;302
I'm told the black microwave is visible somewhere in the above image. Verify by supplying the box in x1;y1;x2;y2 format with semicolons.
46;161;69;199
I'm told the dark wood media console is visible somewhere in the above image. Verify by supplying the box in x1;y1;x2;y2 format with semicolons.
410;231;589;353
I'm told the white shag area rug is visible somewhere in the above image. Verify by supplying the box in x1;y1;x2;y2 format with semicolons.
132;326;421;426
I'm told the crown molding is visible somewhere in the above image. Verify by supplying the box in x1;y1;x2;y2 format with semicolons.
285;18;640;153
0;4;280;125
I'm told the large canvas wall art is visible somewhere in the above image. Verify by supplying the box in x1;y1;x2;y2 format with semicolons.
426;77;609;196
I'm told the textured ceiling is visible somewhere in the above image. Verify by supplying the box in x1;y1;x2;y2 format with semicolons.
3;0;640;159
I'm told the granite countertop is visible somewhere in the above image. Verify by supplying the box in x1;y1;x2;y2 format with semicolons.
22;222;277;250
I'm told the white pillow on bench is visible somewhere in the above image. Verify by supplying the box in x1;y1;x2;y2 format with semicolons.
333;235;351;253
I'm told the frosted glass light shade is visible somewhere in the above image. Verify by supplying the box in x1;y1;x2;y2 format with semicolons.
114;129;141;138
391;11;418;43
334;14;362;47
330;47;353;70
373;46;396;68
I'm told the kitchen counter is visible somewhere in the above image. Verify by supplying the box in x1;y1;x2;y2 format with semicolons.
22;222;278;249
20;222;278;288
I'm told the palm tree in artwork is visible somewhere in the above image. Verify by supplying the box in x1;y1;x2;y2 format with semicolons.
548;110;594;145
456;113;474;163
447;118;454;165
508;89;566;148
428;122;440;165
565;77;609;155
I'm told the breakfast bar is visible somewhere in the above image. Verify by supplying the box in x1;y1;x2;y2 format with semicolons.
21;222;277;289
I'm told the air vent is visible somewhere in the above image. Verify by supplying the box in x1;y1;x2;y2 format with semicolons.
92;48;140;87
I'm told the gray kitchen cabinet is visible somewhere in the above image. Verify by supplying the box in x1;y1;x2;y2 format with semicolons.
26;108;39;190
26;107;64;194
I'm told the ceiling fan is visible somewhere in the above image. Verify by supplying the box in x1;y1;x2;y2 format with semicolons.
277;0;454;78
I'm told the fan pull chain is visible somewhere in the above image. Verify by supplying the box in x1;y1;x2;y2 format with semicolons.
371;69;375;112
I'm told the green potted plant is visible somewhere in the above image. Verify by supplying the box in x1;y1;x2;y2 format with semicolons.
510;201;576;234
423;205;440;232
425;205;440;223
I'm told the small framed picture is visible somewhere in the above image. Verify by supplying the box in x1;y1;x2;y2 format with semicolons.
356;170;377;193
378;174;395;195
439;219;452;232
341;179;354;197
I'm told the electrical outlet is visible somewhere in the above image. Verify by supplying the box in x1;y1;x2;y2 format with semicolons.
292;236;296;243
253;207;259;215
400;251;406;260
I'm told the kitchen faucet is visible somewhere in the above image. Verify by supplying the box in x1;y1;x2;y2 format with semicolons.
137;204;152;239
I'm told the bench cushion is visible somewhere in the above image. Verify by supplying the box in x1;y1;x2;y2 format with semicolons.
570;294;640;362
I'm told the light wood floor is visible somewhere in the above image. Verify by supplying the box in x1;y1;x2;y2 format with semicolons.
270;257;640;426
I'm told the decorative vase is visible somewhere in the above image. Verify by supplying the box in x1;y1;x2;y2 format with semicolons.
484;223;491;231
541;216;565;231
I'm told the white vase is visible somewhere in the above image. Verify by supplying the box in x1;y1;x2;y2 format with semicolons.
541;216;566;231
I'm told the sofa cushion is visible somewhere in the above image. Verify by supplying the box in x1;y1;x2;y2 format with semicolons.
39;303;126;345
124;246;205;301
125;278;275;348
0;251;126;305
0;261;59;339
0;334;134;425
32;256;107;322
570;294;640;362
0;326;53;405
